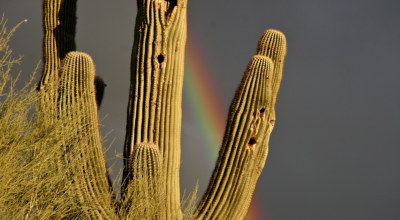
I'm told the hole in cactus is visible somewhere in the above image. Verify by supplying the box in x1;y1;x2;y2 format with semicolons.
157;54;165;64
165;0;177;20
260;107;266;117
248;137;257;146
166;0;177;11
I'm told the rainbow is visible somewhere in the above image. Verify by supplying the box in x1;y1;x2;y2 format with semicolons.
183;31;266;220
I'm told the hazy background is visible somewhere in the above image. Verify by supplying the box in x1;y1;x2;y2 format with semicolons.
2;0;400;219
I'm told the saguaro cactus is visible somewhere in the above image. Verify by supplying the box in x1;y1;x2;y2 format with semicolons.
34;0;287;219
123;0;187;219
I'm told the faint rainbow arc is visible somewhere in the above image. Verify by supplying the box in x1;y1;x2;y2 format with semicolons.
183;31;265;220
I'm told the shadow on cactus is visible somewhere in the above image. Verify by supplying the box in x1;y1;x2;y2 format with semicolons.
1;0;287;219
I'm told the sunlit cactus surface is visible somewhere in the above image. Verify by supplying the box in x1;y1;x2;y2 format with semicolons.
0;0;287;219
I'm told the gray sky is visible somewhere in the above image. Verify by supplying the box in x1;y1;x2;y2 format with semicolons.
2;0;400;219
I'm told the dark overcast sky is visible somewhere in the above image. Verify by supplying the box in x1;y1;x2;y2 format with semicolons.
2;0;400;219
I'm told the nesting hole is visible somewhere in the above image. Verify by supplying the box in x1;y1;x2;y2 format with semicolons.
157;54;165;64
248;137;257;146
260;107;266;117
166;0;177;6
165;0;177;18
247;137;257;151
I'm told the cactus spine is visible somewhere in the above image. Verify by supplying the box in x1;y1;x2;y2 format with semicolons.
123;0;187;219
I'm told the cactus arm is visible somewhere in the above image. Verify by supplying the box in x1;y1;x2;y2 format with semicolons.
38;0;76;94
58;52;117;219
227;30;287;219
122;143;165;219
38;0;77;120
195;30;287;220
195;55;274;220
123;0;187;218
256;29;287;123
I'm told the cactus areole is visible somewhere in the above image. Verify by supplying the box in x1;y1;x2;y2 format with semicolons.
36;0;287;219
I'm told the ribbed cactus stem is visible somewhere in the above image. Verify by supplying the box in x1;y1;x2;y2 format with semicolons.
195;29;287;219
58;52;116;219
195;55;274;219
256;29;287;122
38;0;76;104
124;0;187;218
124;143;165;219
245;30;287;218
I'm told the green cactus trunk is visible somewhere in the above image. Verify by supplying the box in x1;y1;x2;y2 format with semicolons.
123;0;188;219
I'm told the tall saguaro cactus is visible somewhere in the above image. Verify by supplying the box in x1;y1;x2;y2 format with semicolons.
123;0;187;219
34;0;287;219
